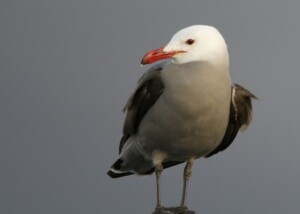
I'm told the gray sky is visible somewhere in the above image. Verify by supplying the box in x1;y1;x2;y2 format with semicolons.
1;0;300;213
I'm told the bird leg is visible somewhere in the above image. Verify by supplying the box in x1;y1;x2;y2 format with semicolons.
155;163;164;209
180;159;194;207
157;160;196;214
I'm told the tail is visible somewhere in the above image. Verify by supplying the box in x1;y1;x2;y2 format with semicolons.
107;158;134;178
107;137;154;178
107;170;133;178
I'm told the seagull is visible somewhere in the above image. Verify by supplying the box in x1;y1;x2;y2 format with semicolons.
107;25;257;214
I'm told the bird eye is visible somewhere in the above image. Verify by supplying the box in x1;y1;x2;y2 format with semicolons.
185;39;195;45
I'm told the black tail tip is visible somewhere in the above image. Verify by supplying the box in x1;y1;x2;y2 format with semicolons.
107;158;134;178
107;170;134;178
107;170;117;178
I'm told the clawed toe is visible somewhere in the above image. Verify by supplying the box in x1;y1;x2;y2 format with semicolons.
152;206;173;214
163;206;196;214
153;206;195;214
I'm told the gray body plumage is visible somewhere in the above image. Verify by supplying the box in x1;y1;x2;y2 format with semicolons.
108;61;256;177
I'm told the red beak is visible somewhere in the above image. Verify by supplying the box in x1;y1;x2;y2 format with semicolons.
141;47;186;65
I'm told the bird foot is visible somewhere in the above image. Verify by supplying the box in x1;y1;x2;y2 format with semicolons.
153;206;173;214
153;206;195;214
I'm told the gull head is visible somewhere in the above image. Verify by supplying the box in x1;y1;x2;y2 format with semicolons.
141;25;228;65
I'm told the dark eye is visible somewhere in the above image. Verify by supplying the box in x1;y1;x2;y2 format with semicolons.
185;39;195;45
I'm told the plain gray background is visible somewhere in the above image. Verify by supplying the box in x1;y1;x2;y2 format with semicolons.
1;0;300;213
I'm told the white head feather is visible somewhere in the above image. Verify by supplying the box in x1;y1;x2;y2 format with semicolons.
163;25;229;65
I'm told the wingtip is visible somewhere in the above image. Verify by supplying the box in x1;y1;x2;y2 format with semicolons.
233;83;258;100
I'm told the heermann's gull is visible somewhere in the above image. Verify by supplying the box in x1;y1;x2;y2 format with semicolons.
107;25;257;214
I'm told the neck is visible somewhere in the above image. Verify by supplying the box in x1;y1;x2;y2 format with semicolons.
196;49;229;76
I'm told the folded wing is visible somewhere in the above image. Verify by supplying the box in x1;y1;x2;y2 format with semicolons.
206;84;258;158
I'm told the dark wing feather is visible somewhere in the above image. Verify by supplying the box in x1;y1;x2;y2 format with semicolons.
205;84;257;158
119;65;164;154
